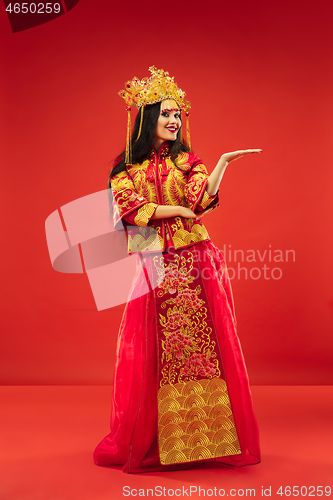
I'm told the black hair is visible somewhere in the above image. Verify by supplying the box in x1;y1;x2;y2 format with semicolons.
107;102;191;187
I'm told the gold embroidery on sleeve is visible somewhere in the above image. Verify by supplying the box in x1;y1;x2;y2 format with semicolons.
198;189;216;210
134;202;158;226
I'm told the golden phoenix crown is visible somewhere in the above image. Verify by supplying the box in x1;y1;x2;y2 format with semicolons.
118;66;191;112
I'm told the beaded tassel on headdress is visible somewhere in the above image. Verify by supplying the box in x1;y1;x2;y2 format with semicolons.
119;66;191;165
136;105;144;142
185;112;191;150
125;106;132;165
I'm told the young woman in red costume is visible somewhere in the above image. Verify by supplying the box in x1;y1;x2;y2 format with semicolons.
93;67;262;473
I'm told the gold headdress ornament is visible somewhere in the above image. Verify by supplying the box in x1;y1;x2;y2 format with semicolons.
118;66;192;165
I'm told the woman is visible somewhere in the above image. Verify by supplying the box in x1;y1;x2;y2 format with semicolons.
94;66;262;473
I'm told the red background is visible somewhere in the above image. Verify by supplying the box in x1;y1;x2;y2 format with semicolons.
1;0;332;385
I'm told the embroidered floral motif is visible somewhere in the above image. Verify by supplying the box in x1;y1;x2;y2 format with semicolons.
164;329;196;362
155;251;220;387
181;351;217;378
173;287;203;310
162;308;190;331
162;263;188;294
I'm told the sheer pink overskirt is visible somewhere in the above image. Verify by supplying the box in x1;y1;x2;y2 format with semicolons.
93;239;261;473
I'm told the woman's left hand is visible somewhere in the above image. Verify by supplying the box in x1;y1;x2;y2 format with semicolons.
220;149;262;166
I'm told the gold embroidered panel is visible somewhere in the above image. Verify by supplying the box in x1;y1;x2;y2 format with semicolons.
128;226;163;253
171;217;210;248
153;247;241;465
127;219;211;253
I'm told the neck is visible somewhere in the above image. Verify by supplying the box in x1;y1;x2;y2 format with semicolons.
154;138;164;154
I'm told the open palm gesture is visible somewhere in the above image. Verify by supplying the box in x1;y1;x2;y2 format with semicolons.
221;149;262;165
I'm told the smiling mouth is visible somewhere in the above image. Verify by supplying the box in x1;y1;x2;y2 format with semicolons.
166;127;177;133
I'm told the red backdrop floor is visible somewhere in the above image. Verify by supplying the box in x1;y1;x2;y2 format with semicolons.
1;386;332;499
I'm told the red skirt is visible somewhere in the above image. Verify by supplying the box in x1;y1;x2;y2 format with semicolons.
93;239;261;473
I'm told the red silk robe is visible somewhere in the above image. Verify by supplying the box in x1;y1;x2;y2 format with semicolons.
94;143;261;473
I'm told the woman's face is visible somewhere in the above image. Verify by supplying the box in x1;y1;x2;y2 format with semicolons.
154;99;181;148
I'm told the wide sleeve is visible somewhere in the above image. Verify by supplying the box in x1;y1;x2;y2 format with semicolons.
110;169;158;229
184;155;220;216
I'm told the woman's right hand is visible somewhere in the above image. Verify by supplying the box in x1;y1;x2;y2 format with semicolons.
151;205;197;220
179;206;197;218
